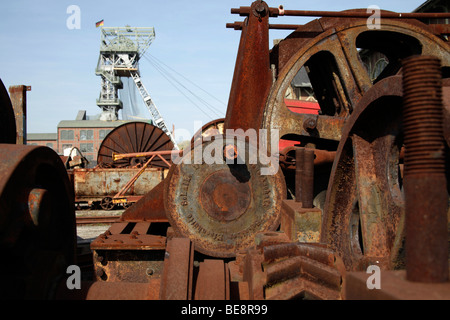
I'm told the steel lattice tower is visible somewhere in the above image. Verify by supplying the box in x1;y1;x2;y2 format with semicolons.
95;26;178;148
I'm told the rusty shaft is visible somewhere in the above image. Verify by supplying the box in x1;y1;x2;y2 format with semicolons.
295;148;303;203
231;5;450;19
112;150;181;161
402;55;449;283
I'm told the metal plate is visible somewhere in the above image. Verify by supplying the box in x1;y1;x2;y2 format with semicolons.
0;144;76;299
164;135;286;258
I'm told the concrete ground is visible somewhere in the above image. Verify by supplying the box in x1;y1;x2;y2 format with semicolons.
76;209;124;242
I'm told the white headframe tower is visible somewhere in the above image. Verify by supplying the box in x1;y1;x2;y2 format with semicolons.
95;26;178;149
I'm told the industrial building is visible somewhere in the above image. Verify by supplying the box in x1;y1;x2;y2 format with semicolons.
26;110;148;166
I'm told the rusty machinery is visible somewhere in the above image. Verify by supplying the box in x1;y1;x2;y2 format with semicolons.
71;121;174;210
1;0;450;300
0;80;76;299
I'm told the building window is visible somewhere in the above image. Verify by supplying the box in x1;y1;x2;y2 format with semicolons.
99;129;111;140
80;129;94;141
80;143;94;153
61;130;74;140
62;144;73;151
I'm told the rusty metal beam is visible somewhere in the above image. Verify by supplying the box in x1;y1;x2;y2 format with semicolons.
231;5;450;19
8;85;30;145
120;180;168;222
224;0;272;131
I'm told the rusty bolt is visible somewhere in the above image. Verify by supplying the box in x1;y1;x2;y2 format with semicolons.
223;144;238;161
402;55;448;283
303;117;317;131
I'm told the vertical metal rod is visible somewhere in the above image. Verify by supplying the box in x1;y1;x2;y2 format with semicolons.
402;55;449;283
8;85;30;145
295;147;304;202
302;149;315;208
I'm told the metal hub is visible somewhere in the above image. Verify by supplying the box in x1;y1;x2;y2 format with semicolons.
200;169;251;222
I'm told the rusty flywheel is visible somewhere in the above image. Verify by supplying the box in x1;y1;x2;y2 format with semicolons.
0;79;16;144
164;134;286;258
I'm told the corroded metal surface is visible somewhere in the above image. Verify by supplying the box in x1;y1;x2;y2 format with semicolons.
191;118;225;145
0;79;16;144
402;56;449;283
91;221;167;284
159;238;194;300
97;121;174;169
164;135;286;258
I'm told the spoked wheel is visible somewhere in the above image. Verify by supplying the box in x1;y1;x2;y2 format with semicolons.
191;118;225;146
262;17;450;155
322;76;407;271
100;197;115;211
97;121;174;169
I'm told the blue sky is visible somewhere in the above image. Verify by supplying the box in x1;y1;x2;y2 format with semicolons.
0;0;426;140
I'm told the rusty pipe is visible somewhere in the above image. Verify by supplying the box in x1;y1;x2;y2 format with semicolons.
280;146;336;169
302;149;315;208
402;55;449;283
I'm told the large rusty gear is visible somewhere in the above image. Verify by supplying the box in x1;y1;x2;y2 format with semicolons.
97;121;174;169
164;134;286;258
261;15;450;272
321;76;406;271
